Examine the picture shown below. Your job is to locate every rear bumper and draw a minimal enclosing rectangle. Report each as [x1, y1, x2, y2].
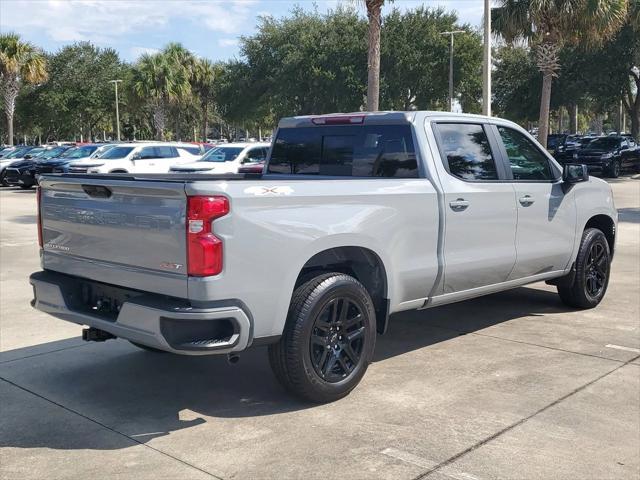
[29, 270, 253, 355]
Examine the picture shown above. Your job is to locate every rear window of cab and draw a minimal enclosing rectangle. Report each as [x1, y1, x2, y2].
[268, 125, 418, 178]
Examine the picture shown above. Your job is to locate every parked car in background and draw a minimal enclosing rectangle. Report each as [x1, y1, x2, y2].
[0, 146, 17, 158]
[2, 145, 74, 188]
[546, 134, 568, 155]
[36, 144, 100, 175]
[238, 160, 266, 173]
[68, 143, 202, 174]
[573, 135, 640, 177]
[170, 142, 270, 174]
[0, 146, 48, 187]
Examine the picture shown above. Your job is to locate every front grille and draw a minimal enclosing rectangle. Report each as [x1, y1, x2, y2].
[36, 166, 55, 174]
[52, 167, 65, 173]
[68, 167, 88, 173]
[4, 169, 20, 182]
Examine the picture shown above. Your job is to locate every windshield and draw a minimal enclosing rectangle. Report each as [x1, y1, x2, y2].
[6, 147, 32, 159]
[99, 146, 135, 160]
[60, 146, 99, 159]
[91, 145, 116, 158]
[24, 148, 45, 158]
[199, 146, 244, 163]
[586, 138, 620, 149]
[38, 147, 69, 160]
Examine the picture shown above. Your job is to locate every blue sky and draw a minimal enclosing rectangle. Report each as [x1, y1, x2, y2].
[0, 1, 487, 62]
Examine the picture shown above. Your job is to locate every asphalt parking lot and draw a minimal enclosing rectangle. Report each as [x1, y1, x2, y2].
[1, 177, 638, 480]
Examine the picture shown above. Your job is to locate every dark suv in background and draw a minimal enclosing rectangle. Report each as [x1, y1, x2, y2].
[573, 136, 640, 177]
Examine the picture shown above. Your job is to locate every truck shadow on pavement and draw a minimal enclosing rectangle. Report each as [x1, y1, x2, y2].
[0, 286, 572, 451]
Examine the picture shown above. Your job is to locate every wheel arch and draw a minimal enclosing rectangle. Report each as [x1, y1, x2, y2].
[584, 214, 616, 256]
[295, 246, 390, 335]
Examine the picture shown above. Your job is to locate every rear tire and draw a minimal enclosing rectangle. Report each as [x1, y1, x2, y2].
[0, 171, 8, 187]
[129, 341, 167, 353]
[268, 272, 376, 403]
[19, 184, 33, 190]
[557, 228, 611, 309]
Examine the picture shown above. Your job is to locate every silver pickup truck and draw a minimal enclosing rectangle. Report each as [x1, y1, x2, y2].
[31, 112, 617, 402]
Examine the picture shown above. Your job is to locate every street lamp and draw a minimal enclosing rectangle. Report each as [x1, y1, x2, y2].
[440, 30, 465, 112]
[109, 79, 122, 141]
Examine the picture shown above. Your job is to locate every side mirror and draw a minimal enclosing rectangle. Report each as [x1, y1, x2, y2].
[24, 154, 32, 159]
[563, 163, 589, 184]
[131, 153, 141, 161]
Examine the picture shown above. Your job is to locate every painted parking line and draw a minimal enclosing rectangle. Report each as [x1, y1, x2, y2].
[381, 448, 481, 480]
[605, 344, 640, 354]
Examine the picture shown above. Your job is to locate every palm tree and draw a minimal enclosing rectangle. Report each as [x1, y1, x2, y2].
[493, 0, 628, 148]
[132, 51, 190, 140]
[363, 0, 386, 111]
[191, 58, 219, 142]
[162, 43, 195, 140]
[0, 33, 47, 145]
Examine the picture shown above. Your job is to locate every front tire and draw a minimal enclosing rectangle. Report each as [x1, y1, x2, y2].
[557, 228, 611, 309]
[608, 160, 621, 178]
[269, 272, 376, 403]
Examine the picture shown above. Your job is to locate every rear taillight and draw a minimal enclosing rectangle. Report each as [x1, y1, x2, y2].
[36, 186, 43, 248]
[186, 195, 229, 276]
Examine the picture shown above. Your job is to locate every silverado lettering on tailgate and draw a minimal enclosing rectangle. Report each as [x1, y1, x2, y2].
[43, 205, 173, 230]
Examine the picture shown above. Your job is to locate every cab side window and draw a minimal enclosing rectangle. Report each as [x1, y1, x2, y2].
[139, 147, 157, 159]
[156, 146, 177, 158]
[245, 147, 267, 163]
[435, 123, 498, 181]
[497, 127, 555, 181]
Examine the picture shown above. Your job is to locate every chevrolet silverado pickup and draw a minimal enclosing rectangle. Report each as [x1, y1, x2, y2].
[30, 112, 617, 403]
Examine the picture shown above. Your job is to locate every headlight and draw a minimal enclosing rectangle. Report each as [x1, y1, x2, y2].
[601, 153, 613, 160]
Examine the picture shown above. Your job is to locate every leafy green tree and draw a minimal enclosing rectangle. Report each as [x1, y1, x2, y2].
[493, 46, 540, 123]
[381, 7, 482, 112]
[240, 7, 367, 118]
[162, 43, 196, 139]
[132, 49, 190, 140]
[493, 0, 629, 147]
[31, 43, 127, 140]
[191, 58, 220, 141]
[0, 33, 47, 145]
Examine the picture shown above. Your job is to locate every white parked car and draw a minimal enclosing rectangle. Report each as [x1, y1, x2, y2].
[169, 143, 270, 174]
[67, 143, 203, 174]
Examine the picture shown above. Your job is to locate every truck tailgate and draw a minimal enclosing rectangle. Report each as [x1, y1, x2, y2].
[39, 176, 189, 297]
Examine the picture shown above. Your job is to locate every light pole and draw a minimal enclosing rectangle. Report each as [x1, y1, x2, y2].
[109, 79, 122, 141]
[440, 30, 465, 112]
[482, 0, 492, 116]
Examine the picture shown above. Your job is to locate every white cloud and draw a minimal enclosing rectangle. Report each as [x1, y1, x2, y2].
[218, 38, 239, 48]
[129, 46, 161, 60]
[0, 0, 258, 45]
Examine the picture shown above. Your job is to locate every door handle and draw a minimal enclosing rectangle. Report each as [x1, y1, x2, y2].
[519, 195, 535, 206]
[449, 198, 469, 212]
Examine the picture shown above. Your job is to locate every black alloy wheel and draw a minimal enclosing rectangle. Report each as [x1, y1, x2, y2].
[309, 297, 366, 383]
[557, 228, 611, 309]
[584, 241, 608, 300]
[269, 272, 376, 403]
